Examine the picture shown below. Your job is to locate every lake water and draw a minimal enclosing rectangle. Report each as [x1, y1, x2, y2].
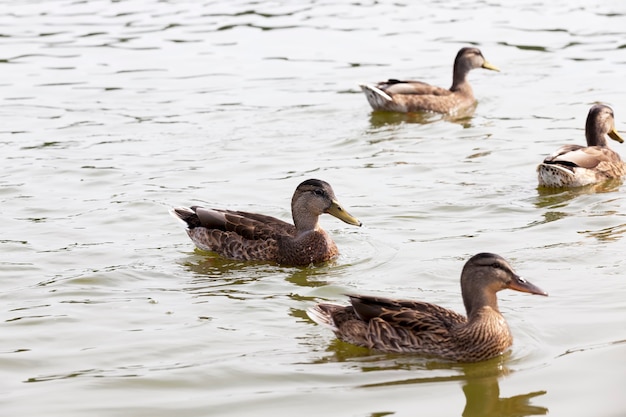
[2, 1, 625, 416]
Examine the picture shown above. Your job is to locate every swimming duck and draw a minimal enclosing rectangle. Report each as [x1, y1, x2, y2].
[359, 47, 499, 114]
[170, 179, 362, 266]
[537, 104, 625, 187]
[307, 253, 547, 362]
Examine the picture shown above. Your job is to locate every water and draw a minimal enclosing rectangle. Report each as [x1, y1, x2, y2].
[2, 1, 626, 416]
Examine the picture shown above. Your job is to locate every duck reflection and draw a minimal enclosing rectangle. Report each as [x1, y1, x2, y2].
[283, 264, 336, 288]
[535, 178, 623, 208]
[176, 251, 287, 297]
[461, 364, 547, 417]
[309, 339, 547, 417]
[533, 179, 624, 227]
[177, 250, 274, 277]
[580, 222, 626, 242]
[366, 104, 476, 129]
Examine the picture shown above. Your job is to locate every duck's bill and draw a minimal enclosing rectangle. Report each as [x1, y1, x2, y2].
[508, 275, 548, 296]
[482, 61, 500, 72]
[327, 200, 362, 227]
[608, 128, 624, 143]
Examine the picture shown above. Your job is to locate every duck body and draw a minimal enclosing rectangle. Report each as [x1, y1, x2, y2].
[171, 179, 361, 266]
[359, 47, 499, 114]
[308, 253, 548, 362]
[538, 104, 625, 187]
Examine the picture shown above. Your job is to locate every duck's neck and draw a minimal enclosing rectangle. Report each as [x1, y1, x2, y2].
[450, 63, 471, 92]
[463, 288, 500, 321]
[291, 204, 320, 235]
[585, 118, 608, 147]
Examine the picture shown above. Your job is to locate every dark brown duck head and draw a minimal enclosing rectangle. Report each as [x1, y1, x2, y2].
[291, 179, 362, 233]
[451, 47, 499, 91]
[460, 253, 547, 319]
[585, 104, 624, 147]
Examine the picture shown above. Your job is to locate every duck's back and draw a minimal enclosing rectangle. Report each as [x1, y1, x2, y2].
[378, 79, 452, 96]
[538, 145, 626, 187]
[313, 295, 467, 355]
[360, 79, 471, 114]
[194, 208, 295, 239]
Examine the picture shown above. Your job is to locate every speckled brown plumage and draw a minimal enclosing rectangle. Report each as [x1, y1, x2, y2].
[170, 179, 361, 266]
[359, 47, 499, 114]
[537, 104, 625, 187]
[308, 253, 548, 363]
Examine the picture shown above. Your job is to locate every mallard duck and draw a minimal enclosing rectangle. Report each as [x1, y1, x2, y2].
[359, 47, 499, 114]
[170, 179, 362, 266]
[537, 104, 625, 187]
[307, 253, 548, 362]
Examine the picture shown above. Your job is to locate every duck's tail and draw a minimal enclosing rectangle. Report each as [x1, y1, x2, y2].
[169, 207, 196, 229]
[536, 163, 578, 187]
[359, 83, 393, 101]
[307, 304, 338, 331]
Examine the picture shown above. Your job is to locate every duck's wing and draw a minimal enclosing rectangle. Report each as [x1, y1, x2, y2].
[308, 295, 467, 354]
[349, 295, 466, 332]
[172, 206, 295, 240]
[323, 295, 466, 353]
[378, 79, 452, 97]
[360, 79, 465, 114]
[220, 210, 296, 237]
[544, 145, 623, 170]
[186, 227, 280, 261]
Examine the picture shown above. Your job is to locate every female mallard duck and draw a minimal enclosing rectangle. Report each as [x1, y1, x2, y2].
[537, 104, 625, 187]
[170, 179, 362, 266]
[359, 47, 499, 114]
[307, 253, 548, 362]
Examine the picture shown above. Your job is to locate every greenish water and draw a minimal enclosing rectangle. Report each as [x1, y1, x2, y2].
[2, 1, 625, 416]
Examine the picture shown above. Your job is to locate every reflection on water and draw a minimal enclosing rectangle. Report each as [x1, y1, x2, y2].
[459, 364, 548, 417]
[580, 222, 626, 242]
[532, 179, 625, 228]
[461, 370, 547, 417]
[178, 250, 277, 278]
[180, 249, 353, 290]
[311, 338, 387, 364]
[178, 251, 286, 298]
[366, 103, 476, 128]
[285, 268, 330, 288]
[535, 178, 624, 209]
[283, 260, 359, 288]
[310, 339, 547, 417]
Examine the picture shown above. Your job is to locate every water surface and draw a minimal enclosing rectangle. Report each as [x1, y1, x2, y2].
[2, 1, 625, 416]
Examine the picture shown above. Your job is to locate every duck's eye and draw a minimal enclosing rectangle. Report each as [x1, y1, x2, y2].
[491, 263, 514, 275]
[313, 189, 325, 196]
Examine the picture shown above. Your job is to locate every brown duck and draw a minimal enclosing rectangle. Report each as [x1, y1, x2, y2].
[307, 253, 548, 362]
[359, 47, 499, 114]
[537, 104, 625, 187]
[170, 179, 362, 266]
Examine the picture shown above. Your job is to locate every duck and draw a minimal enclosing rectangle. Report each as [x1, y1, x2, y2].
[537, 104, 625, 187]
[307, 253, 548, 363]
[170, 179, 362, 266]
[359, 47, 499, 114]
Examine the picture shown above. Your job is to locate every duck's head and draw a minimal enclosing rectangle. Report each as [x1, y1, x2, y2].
[460, 253, 547, 316]
[292, 179, 362, 230]
[586, 104, 624, 146]
[454, 47, 500, 74]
